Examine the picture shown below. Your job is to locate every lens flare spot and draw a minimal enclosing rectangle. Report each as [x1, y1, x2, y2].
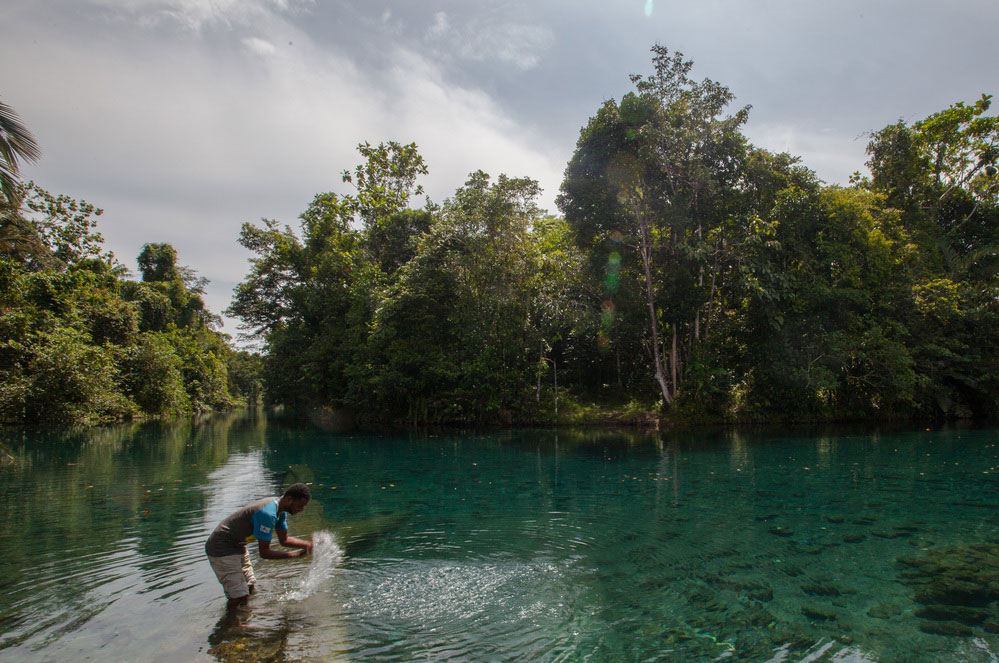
[644, 0, 654, 17]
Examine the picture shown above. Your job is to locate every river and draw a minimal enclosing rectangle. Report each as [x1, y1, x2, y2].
[1, 412, 997, 662]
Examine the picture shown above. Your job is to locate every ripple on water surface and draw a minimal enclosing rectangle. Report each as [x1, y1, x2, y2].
[3, 419, 999, 662]
[334, 554, 591, 661]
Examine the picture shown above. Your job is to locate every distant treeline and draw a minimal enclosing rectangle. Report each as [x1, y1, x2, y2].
[2, 45, 997, 426]
[0, 182, 262, 423]
[229, 46, 999, 425]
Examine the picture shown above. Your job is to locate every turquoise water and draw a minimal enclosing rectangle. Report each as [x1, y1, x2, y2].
[1, 413, 998, 662]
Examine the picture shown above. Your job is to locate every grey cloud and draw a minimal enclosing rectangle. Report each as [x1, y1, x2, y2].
[3, 0, 996, 338]
[84, 0, 311, 30]
[424, 11, 555, 71]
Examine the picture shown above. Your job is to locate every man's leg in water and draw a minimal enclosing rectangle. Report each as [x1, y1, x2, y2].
[208, 553, 252, 609]
[241, 548, 256, 596]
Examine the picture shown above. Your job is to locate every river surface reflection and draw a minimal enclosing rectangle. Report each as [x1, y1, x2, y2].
[1, 413, 998, 662]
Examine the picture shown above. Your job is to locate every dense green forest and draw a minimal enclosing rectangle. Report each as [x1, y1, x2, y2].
[0, 100, 261, 423]
[3, 46, 998, 426]
[0, 180, 263, 422]
[229, 47, 999, 425]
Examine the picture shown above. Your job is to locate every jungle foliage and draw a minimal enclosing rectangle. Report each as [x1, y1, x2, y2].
[232, 46, 999, 424]
[3, 44, 997, 426]
[0, 182, 247, 424]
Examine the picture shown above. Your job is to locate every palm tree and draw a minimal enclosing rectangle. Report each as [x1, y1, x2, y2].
[0, 98, 41, 204]
[0, 99, 52, 267]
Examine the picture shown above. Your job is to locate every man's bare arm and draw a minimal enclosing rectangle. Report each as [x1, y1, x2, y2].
[277, 529, 313, 554]
[258, 537, 307, 559]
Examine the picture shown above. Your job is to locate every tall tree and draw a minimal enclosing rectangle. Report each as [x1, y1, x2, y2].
[865, 95, 999, 417]
[137, 243, 181, 282]
[228, 142, 428, 410]
[559, 45, 749, 408]
[363, 171, 547, 422]
[867, 94, 999, 277]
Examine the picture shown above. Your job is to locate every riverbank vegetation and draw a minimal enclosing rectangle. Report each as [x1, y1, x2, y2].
[3, 46, 997, 426]
[0, 169, 259, 422]
[0, 185, 251, 422]
[230, 47, 998, 425]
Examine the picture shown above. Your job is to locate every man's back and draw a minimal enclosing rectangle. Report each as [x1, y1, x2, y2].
[205, 496, 279, 557]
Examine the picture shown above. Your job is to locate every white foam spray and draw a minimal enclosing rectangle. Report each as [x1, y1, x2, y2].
[287, 530, 342, 601]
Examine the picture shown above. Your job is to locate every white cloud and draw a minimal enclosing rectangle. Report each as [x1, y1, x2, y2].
[242, 37, 277, 57]
[86, 0, 309, 30]
[472, 22, 553, 71]
[384, 48, 563, 208]
[2, 1, 563, 335]
[427, 11, 450, 39]
[425, 14, 554, 71]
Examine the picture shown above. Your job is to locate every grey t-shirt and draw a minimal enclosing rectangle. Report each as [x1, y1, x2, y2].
[205, 496, 285, 557]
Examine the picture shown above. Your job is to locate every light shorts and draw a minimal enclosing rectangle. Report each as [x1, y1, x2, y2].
[207, 549, 257, 599]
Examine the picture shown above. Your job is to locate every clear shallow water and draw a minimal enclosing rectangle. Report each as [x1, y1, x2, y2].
[1, 414, 998, 662]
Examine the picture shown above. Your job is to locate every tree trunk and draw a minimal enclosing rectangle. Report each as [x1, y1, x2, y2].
[636, 208, 672, 405]
[536, 341, 543, 402]
[694, 217, 703, 341]
[671, 324, 678, 401]
[553, 355, 558, 417]
[616, 347, 623, 390]
[702, 243, 720, 343]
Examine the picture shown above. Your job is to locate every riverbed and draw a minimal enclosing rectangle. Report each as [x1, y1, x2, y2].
[1, 413, 997, 661]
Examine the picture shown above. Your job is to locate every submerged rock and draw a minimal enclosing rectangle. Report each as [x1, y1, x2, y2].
[867, 601, 906, 619]
[801, 605, 837, 621]
[779, 562, 803, 578]
[914, 580, 990, 607]
[894, 524, 921, 533]
[801, 581, 842, 597]
[917, 620, 974, 637]
[896, 542, 999, 636]
[915, 604, 989, 624]
[872, 530, 908, 539]
[789, 542, 824, 555]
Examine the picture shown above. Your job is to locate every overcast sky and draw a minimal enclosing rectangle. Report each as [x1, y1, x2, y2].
[2, 0, 996, 337]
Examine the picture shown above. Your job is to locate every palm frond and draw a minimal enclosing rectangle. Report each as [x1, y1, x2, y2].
[0, 99, 41, 202]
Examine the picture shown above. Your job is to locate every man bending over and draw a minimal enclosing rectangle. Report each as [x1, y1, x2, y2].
[205, 482, 313, 607]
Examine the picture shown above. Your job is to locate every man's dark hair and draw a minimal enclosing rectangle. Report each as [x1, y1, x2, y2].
[284, 482, 311, 500]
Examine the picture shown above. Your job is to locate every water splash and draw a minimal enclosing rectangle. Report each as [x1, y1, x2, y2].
[286, 530, 342, 601]
[343, 557, 580, 633]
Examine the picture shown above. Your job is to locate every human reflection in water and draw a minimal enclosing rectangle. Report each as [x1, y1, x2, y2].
[207, 605, 291, 663]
